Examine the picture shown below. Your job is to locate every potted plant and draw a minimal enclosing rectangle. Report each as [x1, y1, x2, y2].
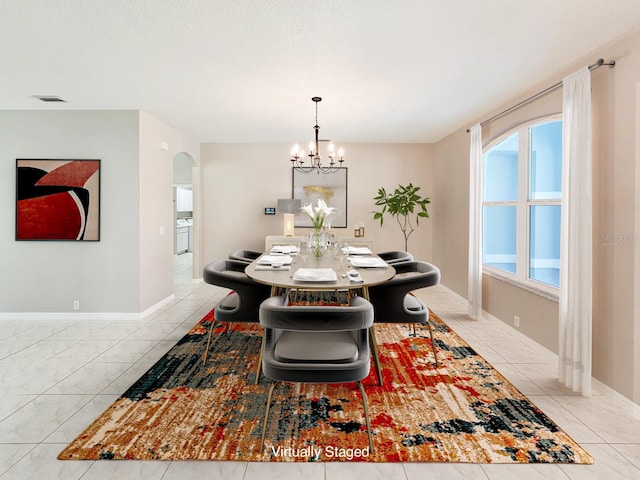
[372, 183, 431, 251]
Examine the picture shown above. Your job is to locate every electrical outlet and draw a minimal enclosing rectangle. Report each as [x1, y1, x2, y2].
[514, 315, 520, 327]
[73, 300, 80, 310]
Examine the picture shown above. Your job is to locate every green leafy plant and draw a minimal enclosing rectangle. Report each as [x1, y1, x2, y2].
[373, 183, 431, 251]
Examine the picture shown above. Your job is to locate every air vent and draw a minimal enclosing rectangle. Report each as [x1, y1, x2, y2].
[32, 95, 67, 103]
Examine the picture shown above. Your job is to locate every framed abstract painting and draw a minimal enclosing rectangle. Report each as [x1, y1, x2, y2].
[15, 159, 101, 241]
[292, 167, 347, 228]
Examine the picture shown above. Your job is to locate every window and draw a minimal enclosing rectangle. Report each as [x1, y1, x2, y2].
[482, 118, 562, 292]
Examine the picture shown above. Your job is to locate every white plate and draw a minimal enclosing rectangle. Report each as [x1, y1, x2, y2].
[347, 246, 373, 255]
[349, 257, 387, 268]
[270, 245, 299, 254]
[292, 268, 338, 282]
[258, 255, 293, 265]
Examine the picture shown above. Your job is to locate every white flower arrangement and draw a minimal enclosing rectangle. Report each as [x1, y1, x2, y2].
[301, 199, 335, 230]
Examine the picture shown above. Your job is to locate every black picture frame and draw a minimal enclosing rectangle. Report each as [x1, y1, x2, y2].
[15, 158, 101, 241]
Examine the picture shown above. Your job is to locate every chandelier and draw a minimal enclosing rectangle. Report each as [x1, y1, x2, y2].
[290, 97, 345, 174]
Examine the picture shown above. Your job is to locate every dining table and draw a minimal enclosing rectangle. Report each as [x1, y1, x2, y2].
[244, 244, 396, 300]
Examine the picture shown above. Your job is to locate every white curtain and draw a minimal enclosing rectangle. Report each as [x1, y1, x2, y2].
[468, 124, 483, 320]
[559, 67, 592, 396]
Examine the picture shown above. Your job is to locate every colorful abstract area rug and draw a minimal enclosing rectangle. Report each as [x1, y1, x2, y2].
[58, 310, 593, 463]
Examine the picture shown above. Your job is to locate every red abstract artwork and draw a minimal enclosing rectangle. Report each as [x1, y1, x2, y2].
[16, 159, 101, 241]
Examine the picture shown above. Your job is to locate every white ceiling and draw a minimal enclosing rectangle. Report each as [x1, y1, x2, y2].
[2, 0, 640, 143]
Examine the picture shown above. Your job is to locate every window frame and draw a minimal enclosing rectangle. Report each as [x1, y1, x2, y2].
[482, 114, 562, 300]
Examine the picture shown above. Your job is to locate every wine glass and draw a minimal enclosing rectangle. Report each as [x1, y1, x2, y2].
[297, 237, 310, 265]
[337, 241, 349, 274]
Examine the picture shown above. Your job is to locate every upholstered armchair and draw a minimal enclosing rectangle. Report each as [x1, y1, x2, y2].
[258, 294, 375, 452]
[367, 261, 441, 383]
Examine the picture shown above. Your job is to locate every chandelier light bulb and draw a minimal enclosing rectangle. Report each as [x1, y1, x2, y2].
[291, 144, 300, 156]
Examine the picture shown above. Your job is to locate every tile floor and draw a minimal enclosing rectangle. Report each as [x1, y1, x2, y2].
[1, 254, 639, 479]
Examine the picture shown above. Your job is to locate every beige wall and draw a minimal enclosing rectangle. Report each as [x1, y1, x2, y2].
[433, 29, 640, 403]
[198, 143, 434, 272]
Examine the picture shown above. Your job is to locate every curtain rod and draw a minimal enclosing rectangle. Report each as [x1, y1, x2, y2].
[466, 58, 615, 132]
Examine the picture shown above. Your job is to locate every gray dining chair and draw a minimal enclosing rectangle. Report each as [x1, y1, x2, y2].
[202, 259, 272, 366]
[376, 250, 414, 265]
[258, 294, 375, 453]
[367, 261, 441, 383]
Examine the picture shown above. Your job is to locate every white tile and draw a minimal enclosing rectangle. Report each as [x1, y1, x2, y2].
[2, 339, 78, 362]
[0, 394, 92, 443]
[78, 459, 169, 480]
[611, 443, 640, 469]
[0, 336, 38, 359]
[0, 444, 92, 480]
[49, 339, 118, 363]
[45, 362, 133, 395]
[151, 309, 197, 324]
[126, 322, 184, 341]
[0, 360, 84, 394]
[0, 444, 36, 477]
[136, 341, 177, 364]
[554, 395, 640, 443]
[403, 462, 488, 480]
[325, 462, 407, 480]
[86, 323, 143, 341]
[0, 394, 37, 421]
[162, 460, 247, 479]
[164, 323, 197, 341]
[559, 443, 640, 480]
[45, 394, 119, 443]
[486, 341, 554, 364]
[481, 463, 571, 479]
[171, 298, 205, 311]
[47, 321, 111, 341]
[93, 340, 158, 363]
[244, 462, 325, 480]
[492, 364, 547, 396]
[468, 340, 509, 365]
[100, 362, 155, 395]
[531, 396, 604, 444]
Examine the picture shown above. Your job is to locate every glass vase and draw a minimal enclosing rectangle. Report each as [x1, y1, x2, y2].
[311, 229, 327, 257]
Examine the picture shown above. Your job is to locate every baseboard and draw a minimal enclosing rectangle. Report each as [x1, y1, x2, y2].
[0, 294, 176, 321]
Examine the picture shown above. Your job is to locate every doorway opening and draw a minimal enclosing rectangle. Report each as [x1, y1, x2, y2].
[173, 152, 196, 284]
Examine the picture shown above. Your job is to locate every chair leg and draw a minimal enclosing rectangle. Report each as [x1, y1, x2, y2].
[425, 319, 439, 368]
[254, 333, 265, 385]
[202, 321, 232, 365]
[356, 381, 374, 453]
[260, 382, 277, 451]
[369, 327, 383, 386]
[202, 320, 215, 365]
